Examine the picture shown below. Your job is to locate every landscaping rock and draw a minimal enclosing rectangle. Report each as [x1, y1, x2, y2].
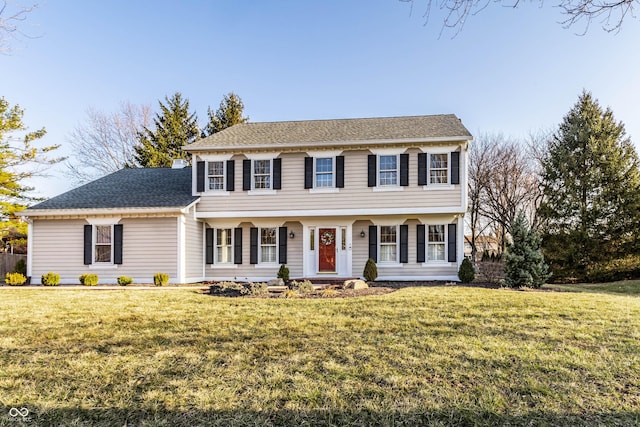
[343, 279, 368, 290]
[268, 278, 284, 287]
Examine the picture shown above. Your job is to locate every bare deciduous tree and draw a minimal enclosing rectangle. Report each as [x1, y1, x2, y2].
[400, 0, 637, 34]
[0, 1, 38, 53]
[66, 102, 152, 184]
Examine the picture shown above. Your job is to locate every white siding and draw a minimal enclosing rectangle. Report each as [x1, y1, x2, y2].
[184, 208, 204, 282]
[30, 217, 179, 285]
[196, 149, 463, 215]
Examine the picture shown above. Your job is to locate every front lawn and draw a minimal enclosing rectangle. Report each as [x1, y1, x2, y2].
[544, 279, 640, 296]
[1, 287, 639, 426]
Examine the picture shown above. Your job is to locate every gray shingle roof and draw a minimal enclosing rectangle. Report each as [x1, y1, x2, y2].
[27, 167, 198, 211]
[187, 114, 471, 150]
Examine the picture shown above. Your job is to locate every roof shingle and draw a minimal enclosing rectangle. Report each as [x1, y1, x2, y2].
[27, 167, 197, 211]
[187, 114, 471, 150]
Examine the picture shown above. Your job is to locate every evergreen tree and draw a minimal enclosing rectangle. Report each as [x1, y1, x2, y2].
[202, 92, 248, 137]
[538, 91, 640, 279]
[504, 212, 551, 288]
[133, 92, 199, 167]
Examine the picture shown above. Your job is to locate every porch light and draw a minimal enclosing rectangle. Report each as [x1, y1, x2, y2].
[289, 231, 295, 239]
[360, 230, 366, 238]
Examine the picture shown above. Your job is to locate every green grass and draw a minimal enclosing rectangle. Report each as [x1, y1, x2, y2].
[1, 287, 639, 426]
[544, 279, 640, 296]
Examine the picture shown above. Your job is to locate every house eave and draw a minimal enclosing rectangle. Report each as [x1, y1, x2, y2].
[18, 204, 199, 219]
[196, 206, 467, 219]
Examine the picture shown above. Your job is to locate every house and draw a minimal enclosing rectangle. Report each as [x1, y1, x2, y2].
[21, 114, 472, 284]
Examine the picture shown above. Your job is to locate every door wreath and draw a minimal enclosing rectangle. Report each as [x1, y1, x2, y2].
[320, 230, 335, 246]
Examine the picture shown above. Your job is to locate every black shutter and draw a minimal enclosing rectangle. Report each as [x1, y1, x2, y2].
[400, 153, 409, 186]
[368, 225, 377, 262]
[451, 152, 460, 185]
[205, 228, 214, 265]
[448, 223, 457, 262]
[336, 155, 345, 188]
[273, 158, 282, 190]
[417, 224, 426, 263]
[250, 227, 258, 264]
[400, 224, 408, 263]
[113, 224, 123, 265]
[234, 227, 242, 264]
[304, 157, 313, 189]
[278, 227, 288, 264]
[226, 160, 235, 191]
[367, 154, 376, 187]
[418, 153, 427, 186]
[84, 224, 92, 265]
[196, 161, 205, 192]
[243, 159, 251, 191]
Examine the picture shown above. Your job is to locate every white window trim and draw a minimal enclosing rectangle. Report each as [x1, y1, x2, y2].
[314, 157, 335, 189]
[423, 224, 448, 265]
[377, 154, 399, 187]
[205, 160, 229, 194]
[250, 159, 274, 192]
[423, 151, 454, 190]
[258, 226, 278, 265]
[214, 228, 234, 266]
[378, 225, 400, 266]
[93, 224, 114, 265]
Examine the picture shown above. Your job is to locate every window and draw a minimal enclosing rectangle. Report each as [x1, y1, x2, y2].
[95, 225, 112, 263]
[253, 160, 272, 189]
[341, 227, 347, 251]
[315, 158, 334, 188]
[428, 225, 446, 261]
[430, 154, 448, 184]
[379, 155, 398, 186]
[216, 228, 233, 263]
[379, 225, 397, 262]
[208, 161, 225, 190]
[260, 227, 277, 263]
[310, 227, 315, 251]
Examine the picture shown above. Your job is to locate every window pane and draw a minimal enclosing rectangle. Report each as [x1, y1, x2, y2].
[310, 228, 315, 251]
[316, 158, 333, 173]
[379, 171, 397, 186]
[217, 246, 233, 263]
[379, 155, 398, 186]
[254, 175, 270, 189]
[430, 170, 447, 184]
[217, 229, 232, 245]
[261, 246, 276, 263]
[430, 154, 448, 169]
[254, 160, 270, 175]
[380, 226, 397, 243]
[380, 245, 397, 262]
[208, 161, 224, 176]
[428, 225, 445, 242]
[379, 155, 397, 171]
[428, 244, 445, 261]
[209, 177, 224, 190]
[95, 245, 111, 263]
[316, 173, 332, 187]
[96, 226, 111, 244]
[261, 228, 276, 244]
[429, 154, 448, 184]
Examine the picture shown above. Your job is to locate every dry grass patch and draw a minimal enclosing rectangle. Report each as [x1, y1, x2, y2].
[0, 287, 639, 426]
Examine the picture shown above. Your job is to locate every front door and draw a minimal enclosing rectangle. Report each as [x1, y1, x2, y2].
[318, 228, 337, 272]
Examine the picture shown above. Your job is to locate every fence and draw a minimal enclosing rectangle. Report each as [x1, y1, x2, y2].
[0, 253, 27, 278]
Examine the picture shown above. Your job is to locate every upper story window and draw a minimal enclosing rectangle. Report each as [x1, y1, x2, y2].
[379, 155, 398, 186]
[95, 225, 112, 263]
[379, 225, 398, 263]
[208, 161, 225, 190]
[260, 227, 277, 263]
[253, 160, 272, 189]
[428, 225, 446, 261]
[315, 158, 334, 188]
[429, 154, 448, 184]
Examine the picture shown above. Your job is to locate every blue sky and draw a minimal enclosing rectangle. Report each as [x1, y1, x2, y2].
[3, 0, 639, 199]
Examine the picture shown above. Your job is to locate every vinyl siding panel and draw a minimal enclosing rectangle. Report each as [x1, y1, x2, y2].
[30, 217, 179, 284]
[184, 208, 204, 281]
[196, 149, 462, 214]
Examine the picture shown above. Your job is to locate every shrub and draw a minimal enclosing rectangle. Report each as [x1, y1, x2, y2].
[79, 273, 99, 286]
[41, 272, 60, 286]
[279, 289, 299, 299]
[5, 272, 27, 286]
[117, 275, 134, 286]
[288, 279, 314, 294]
[153, 273, 170, 287]
[14, 259, 26, 275]
[242, 282, 268, 296]
[504, 212, 551, 289]
[458, 258, 475, 283]
[363, 258, 378, 282]
[277, 264, 290, 282]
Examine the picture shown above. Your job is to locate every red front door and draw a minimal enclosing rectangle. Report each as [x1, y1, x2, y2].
[318, 228, 337, 272]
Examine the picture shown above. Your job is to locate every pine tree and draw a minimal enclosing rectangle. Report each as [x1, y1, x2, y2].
[504, 212, 551, 288]
[538, 91, 640, 279]
[202, 92, 248, 137]
[132, 92, 199, 167]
